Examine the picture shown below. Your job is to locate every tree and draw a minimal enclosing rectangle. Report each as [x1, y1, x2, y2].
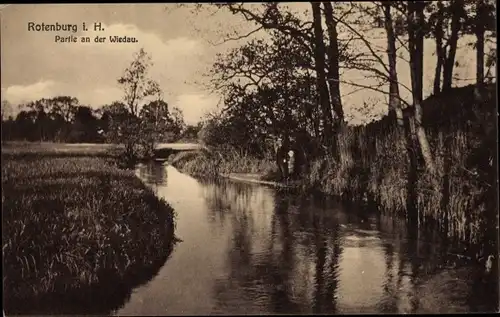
[139, 98, 172, 156]
[68, 106, 101, 143]
[323, 2, 344, 124]
[22, 99, 54, 141]
[407, 1, 436, 174]
[328, 2, 413, 129]
[181, 123, 203, 142]
[461, 0, 496, 94]
[382, 2, 404, 123]
[442, 0, 465, 92]
[208, 25, 327, 158]
[1, 96, 111, 143]
[311, 2, 334, 144]
[50, 96, 79, 123]
[118, 48, 160, 117]
[426, 0, 446, 95]
[2, 100, 15, 141]
[47, 96, 79, 141]
[169, 107, 186, 140]
[109, 48, 162, 161]
[17, 96, 82, 142]
[344, 2, 436, 173]
[104, 101, 142, 160]
[196, 3, 353, 150]
[475, 0, 485, 87]
[13, 110, 37, 141]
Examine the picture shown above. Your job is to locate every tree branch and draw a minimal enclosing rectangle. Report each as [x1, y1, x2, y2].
[212, 25, 264, 46]
[331, 78, 412, 108]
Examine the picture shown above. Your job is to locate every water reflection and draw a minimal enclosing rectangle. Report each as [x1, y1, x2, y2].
[136, 161, 169, 188]
[118, 162, 498, 315]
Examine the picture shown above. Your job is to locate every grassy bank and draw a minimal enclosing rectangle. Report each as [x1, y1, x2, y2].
[1, 141, 121, 157]
[170, 84, 497, 251]
[170, 147, 275, 178]
[2, 147, 177, 314]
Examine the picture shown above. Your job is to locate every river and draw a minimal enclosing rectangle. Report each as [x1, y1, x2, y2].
[112, 161, 497, 315]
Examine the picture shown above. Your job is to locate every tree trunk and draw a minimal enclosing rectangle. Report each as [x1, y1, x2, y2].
[476, 28, 485, 85]
[322, 1, 344, 125]
[311, 2, 333, 146]
[408, 1, 437, 175]
[475, 0, 485, 98]
[382, 2, 403, 125]
[433, 0, 445, 95]
[433, 51, 444, 95]
[442, 0, 463, 91]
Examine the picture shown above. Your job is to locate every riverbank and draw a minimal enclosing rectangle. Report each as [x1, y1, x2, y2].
[170, 84, 498, 254]
[2, 146, 177, 314]
[169, 148, 275, 179]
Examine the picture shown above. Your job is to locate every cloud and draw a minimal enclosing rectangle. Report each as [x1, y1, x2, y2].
[2, 20, 212, 120]
[70, 24, 209, 106]
[65, 23, 205, 83]
[46, 24, 205, 97]
[3, 80, 222, 126]
[173, 93, 220, 125]
[70, 23, 203, 58]
[2, 81, 58, 106]
[3, 19, 207, 95]
[2, 80, 123, 111]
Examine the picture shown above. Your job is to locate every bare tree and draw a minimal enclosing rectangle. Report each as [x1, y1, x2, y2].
[407, 1, 436, 174]
[460, 0, 496, 93]
[331, 2, 411, 122]
[475, 0, 486, 87]
[429, 0, 446, 95]
[442, 0, 464, 91]
[323, 2, 344, 124]
[382, 2, 404, 124]
[311, 2, 334, 143]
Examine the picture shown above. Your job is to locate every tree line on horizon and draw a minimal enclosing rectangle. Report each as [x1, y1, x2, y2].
[1, 47, 206, 155]
[1, 96, 197, 145]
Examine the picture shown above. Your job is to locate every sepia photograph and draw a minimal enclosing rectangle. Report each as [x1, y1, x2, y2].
[1, 2, 498, 315]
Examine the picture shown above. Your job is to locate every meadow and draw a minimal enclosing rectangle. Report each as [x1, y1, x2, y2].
[2, 144, 177, 314]
[170, 84, 498, 254]
[0, 142, 123, 163]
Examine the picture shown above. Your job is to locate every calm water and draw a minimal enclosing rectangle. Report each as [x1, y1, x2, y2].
[113, 161, 497, 315]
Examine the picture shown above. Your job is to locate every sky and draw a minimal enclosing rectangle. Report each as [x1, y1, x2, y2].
[1, 4, 495, 125]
